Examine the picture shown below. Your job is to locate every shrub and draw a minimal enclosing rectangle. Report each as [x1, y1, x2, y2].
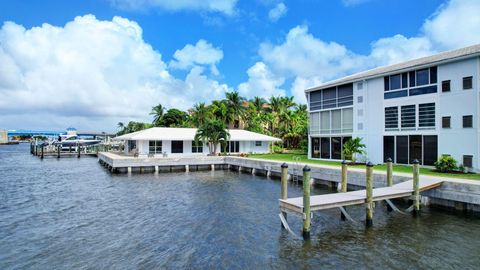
[434, 155, 458, 172]
[272, 144, 284, 154]
[458, 164, 466, 173]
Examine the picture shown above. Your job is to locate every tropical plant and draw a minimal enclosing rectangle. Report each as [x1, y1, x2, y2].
[190, 102, 211, 127]
[194, 120, 230, 155]
[434, 155, 458, 172]
[342, 137, 366, 164]
[150, 104, 166, 126]
[159, 108, 189, 127]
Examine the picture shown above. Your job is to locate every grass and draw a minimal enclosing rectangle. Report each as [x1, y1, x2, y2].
[249, 153, 480, 180]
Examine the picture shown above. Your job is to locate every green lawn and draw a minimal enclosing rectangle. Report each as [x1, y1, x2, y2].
[249, 153, 480, 180]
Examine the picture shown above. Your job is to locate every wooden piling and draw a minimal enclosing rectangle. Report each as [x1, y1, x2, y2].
[340, 160, 348, 221]
[412, 159, 420, 216]
[57, 145, 61, 158]
[386, 158, 393, 212]
[280, 163, 288, 228]
[366, 162, 374, 227]
[302, 165, 311, 240]
[41, 145, 44, 159]
[77, 143, 81, 158]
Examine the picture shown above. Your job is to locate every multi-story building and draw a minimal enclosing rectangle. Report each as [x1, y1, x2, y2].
[305, 44, 480, 171]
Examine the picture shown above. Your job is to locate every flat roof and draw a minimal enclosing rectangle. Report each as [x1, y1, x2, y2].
[306, 43, 480, 92]
[114, 127, 282, 142]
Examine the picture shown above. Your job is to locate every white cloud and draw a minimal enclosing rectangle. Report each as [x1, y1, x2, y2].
[341, 0, 372, 7]
[170, 39, 223, 76]
[423, 0, 480, 50]
[110, 0, 238, 15]
[268, 3, 287, 22]
[237, 62, 285, 98]
[0, 15, 228, 130]
[369, 35, 434, 66]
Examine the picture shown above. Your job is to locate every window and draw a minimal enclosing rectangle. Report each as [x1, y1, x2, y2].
[416, 69, 429, 86]
[463, 76, 473, 90]
[309, 91, 322, 111]
[409, 135, 422, 164]
[401, 105, 416, 129]
[322, 87, 337, 109]
[331, 137, 342, 159]
[463, 155, 473, 168]
[311, 138, 320, 158]
[128, 140, 137, 152]
[318, 108, 353, 134]
[357, 82, 363, 90]
[255, 141, 262, 147]
[390, 74, 401, 90]
[384, 77, 390, 91]
[310, 112, 320, 134]
[342, 108, 353, 132]
[338, 84, 354, 107]
[385, 107, 399, 130]
[192, 141, 203, 153]
[442, 80, 451, 92]
[149, 140, 162, 154]
[309, 84, 353, 110]
[331, 110, 341, 133]
[357, 96, 363, 103]
[171, 141, 183, 153]
[442, 116, 451, 128]
[430, 66, 437, 83]
[463, 115, 473, 128]
[423, 136, 438, 166]
[383, 136, 395, 162]
[402, 72, 408, 88]
[320, 111, 330, 134]
[396, 136, 409, 164]
[418, 103, 435, 128]
[320, 137, 330, 159]
[409, 71, 416, 87]
[229, 141, 240, 153]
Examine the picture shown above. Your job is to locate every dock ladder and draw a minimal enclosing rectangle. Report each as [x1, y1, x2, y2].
[291, 156, 301, 183]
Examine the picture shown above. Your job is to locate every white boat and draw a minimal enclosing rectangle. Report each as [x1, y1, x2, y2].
[53, 135, 101, 146]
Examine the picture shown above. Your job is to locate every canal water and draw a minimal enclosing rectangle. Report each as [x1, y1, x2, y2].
[1, 144, 479, 269]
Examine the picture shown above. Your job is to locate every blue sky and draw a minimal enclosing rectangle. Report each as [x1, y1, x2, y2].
[0, 0, 479, 131]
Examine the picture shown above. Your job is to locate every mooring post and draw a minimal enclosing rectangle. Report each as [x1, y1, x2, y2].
[57, 145, 61, 158]
[340, 160, 348, 220]
[280, 163, 288, 228]
[386, 158, 393, 212]
[366, 162, 374, 227]
[412, 159, 420, 216]
[41, 145, 44, 159]
[302, 165, 311, 240]
[77, 143, 81, 158]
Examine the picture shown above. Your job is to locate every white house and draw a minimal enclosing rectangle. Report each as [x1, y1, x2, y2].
[305, 44, 480, 171]
[114, 127, 281, 157]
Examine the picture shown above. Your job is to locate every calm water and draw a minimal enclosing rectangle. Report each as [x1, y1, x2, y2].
[1, 144, 479, 269]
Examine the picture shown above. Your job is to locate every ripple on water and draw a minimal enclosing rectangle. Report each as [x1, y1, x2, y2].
[1, 143, 480, 269]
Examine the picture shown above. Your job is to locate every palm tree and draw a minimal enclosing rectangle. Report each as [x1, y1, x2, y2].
[225, 91, 246, 127]
[117, 122, 125, 135]
[342, 137, 366, 164]
[190, 102, 211, 127]
[150, 104, 165, 126]
[251, 96, 266, 112]
[194, 120, 230, 155]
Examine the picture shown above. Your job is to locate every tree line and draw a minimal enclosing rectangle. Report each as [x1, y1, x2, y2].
[116, 91, 308, 150]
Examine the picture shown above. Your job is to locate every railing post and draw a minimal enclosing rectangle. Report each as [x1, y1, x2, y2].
[280, 163, 288, 228]
[412, 159, 420, 216]
[366, 162, 374, 227]
[302, 165, 311, 240]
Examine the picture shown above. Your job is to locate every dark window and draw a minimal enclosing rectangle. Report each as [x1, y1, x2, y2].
[402, 72, 408, 88]
[255, 141, 262, 147]
[409, 85, 437, 96]
[416, 69, 429, 86]
[463, 155, 473, 168]
[419, 103, 435, 128]
[430, 66, 437, 84]
[409, 135, 422, 164]
[149, 140, 162, 154]
[384, 136, 395, 163]
[228, 141, 240, 153]
[384, 76, 390, 91]
[384, 90, 408, 99]
[331, 137, 342, 159]
[337, 83, 353, 107]
[442, 80, 451, 92]
[192, 141, 203, 153]
[401, 105, 416, 129]
[390, 74, 401, 90]
[322, 87, 337, 109]
[171, 141, 183, 153]
[396, 136, 409, 164]
[409, 71, 416, 87]
[463, 76, 473, 90]
[321, 137, 330, 159]
[385, 107, 399, 130]
[423, 136, 438, 166]
[442, 116, 451, 128]
[463, 115, 473, 128]
[311, 138, 320, 158]
[128, 140, 137, 152]
[309, 91, 322, 111]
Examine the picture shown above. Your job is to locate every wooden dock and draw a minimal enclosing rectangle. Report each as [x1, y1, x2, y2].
[279, 178, 444, 214]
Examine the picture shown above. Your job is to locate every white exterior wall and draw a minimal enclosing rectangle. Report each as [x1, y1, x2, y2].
[308, 55, 480, 171]
[240, 141, 270, 153]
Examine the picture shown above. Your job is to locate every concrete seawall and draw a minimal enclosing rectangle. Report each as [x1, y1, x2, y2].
[97, 152, 480, 213]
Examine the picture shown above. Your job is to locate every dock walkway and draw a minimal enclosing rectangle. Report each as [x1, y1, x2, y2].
[280, 178, 444, 214]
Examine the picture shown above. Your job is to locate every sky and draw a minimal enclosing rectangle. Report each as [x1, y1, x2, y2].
[0, 0, 480, 132]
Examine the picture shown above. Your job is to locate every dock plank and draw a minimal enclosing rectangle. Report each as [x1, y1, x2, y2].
[279, 179, 444, 213]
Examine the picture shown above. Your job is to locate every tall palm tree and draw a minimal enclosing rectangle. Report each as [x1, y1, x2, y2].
[190, 102, 211, 127]
[250, 96, 266, 112]
[150, 104, 165, 126]
[225, 91, 246, 127]
[194, 120, 230, 155]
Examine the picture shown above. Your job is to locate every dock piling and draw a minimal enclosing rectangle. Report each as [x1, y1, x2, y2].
[412, 159, 420, 216]
[41, 145, 44, 159]
[77, 143, 81, 158]
[57, 145, 61, 158]
[280, 163, 288, 228]
[366, 162, 374, 227]
[340, 160, 348, 220]
[302, 165, 311, 240]
[386, 158, 393, 212]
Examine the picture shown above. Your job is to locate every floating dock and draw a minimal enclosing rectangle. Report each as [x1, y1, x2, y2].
[279, 178, 444, 214]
